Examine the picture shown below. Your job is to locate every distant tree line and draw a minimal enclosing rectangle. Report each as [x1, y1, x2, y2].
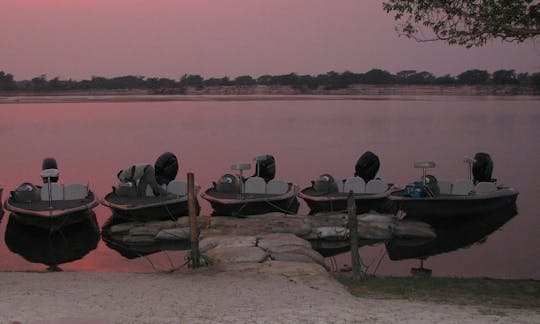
[1, 69, 540, 92]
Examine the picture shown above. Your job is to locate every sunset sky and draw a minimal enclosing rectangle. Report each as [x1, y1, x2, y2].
[1, 0, 539, 80]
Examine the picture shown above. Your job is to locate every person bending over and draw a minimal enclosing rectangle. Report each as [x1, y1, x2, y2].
[117, 163, 169, 197]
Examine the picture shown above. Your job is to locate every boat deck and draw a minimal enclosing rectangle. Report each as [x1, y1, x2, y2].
[7, 193, 97, 212]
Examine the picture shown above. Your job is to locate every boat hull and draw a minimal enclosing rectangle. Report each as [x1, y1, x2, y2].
[298, 188, 392, 215]
[201, 186, 300, 217]
[101, 192, 200, 221]
[388, 188, 519, 222]
[4, 192, 99, 230]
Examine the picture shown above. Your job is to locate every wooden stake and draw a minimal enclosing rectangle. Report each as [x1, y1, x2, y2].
[347, 190, 362, 280]
[187, 172, 200, 268]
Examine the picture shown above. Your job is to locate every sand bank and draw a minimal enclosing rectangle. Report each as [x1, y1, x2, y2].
[1, 270, 538, 323]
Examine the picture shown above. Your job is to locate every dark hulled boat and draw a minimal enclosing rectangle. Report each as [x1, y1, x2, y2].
[298, 151, 394, 214]
[388, 153, 519, 222]
[201, 155, 300, 217]
[100, 152, 200, 221]
[3, 158, 99, 230]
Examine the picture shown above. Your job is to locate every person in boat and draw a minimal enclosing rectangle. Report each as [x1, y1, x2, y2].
[117, 163, 169, 197]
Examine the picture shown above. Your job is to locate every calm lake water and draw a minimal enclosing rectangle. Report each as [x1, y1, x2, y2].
[1, 96, 539, 278]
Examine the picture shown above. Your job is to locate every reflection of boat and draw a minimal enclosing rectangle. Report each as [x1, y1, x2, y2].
[4, 211, 100, 269]
[298, 151, 394, 214]
[100, 152, 200, 221]
[201, 155, 300, 216]
[3, 158, 99, 229]
[101, 215, 190, 259]
[386, 203, 518, 260]
[388, 153, 519, 222]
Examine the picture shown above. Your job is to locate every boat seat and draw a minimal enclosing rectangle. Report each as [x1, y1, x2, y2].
[64, 184, 88, 200]
[145, 184, 167, 197]
[41, 183, 64, 201]
[438, 180, 453, 195]
[267, 179, 289, 195]
[475, 181, 497, 194]
[244, 177, 266, 194]
[365, 179, 388, 194]
[334, 177, 345, 193]
[451, 179, 474, 195]
[343, 177, 366, 194]
[167, 180, 187, 196]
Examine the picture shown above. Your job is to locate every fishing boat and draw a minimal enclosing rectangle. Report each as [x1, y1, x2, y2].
[388, 153, 519, 222]
[3, 158, 99, 229]
[201, 155, 300, 216]
[100, 152, 200, 221]
[0, 184, 4, 220]
[298, 151, 394, 214]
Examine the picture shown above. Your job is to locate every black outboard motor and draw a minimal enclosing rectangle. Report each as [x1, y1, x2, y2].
[354, 151, 380, 182]
[42, 157, 59, 183]
[155, 152, 178, 185]
[472, 152, 493, 183]
[253, 155, 276, 183]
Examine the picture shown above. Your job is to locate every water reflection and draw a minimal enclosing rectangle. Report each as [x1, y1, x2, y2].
[386, 203, 518, 261]
[4, 212, 100, 270]
[101, 214, 190, 259]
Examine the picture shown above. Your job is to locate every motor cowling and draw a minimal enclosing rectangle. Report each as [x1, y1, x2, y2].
[313, 174, 339, 194]
[472, 152, 493, 183]
[354, 151, 380, 182]
[253, 155, 276, 182]
[155, 152, 178, 185]
[41, 157, 59, 183]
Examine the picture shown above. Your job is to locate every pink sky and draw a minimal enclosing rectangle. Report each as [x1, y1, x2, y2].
[1, 0, 539, 80]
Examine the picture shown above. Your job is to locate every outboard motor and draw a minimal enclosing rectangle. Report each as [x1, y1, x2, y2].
[354, 151, 380, 182]
[155, 152, 178, 185]
[215, 174, 242, 193]
[313, 174, 339, 194]
[472, 152, 493, 183]
[42, 157, 59, 183]
[253, 155, 276, 183]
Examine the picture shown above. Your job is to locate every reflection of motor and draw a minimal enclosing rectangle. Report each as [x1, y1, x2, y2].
[354, 151, 380, 182]
[216, 174, 242, 193]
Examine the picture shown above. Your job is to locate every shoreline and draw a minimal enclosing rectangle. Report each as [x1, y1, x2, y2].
[1, 270, 538, 323]
[1, 85, 538, 104]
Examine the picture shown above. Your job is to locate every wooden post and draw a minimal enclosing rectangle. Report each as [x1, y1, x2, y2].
[347, 190, 362, 280]
[188, 172, 200, 268]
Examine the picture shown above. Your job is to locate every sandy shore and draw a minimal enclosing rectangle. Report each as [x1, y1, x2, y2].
[1, 269, 538, 324]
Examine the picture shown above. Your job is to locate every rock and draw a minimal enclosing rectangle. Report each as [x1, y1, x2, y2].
[144, 220, 177, 229]
[313, 226, 349, 239]
[199, 235, 257, 252]
[206, 246, 268, 264]
[122, 235, 156, 245]
[267, 245, 328, 269]
[358, 213, 396, 223]
[108, 222, 144, 234]
[257, 233, 312, 250]
[392, 221, 436, 239]
[259, 261, 328, 276]
[129, 226, 160, 236]
[357, 221, 392, 240]
[155, 228, 191, 241]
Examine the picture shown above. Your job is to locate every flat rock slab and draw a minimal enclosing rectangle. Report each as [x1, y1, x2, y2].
[259, 261, 328, 277]
[266, 245, 327, 268]
[199, 235, 257, 252]
[129, 226, 160, 236]
[155, 227, 191, 240]
[206, 246, 268, 264]
[257, 233, 312, 250]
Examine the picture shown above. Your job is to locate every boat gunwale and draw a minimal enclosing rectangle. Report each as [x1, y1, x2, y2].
[201, 184, 299, 204]
[4, 193, 99, 218]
